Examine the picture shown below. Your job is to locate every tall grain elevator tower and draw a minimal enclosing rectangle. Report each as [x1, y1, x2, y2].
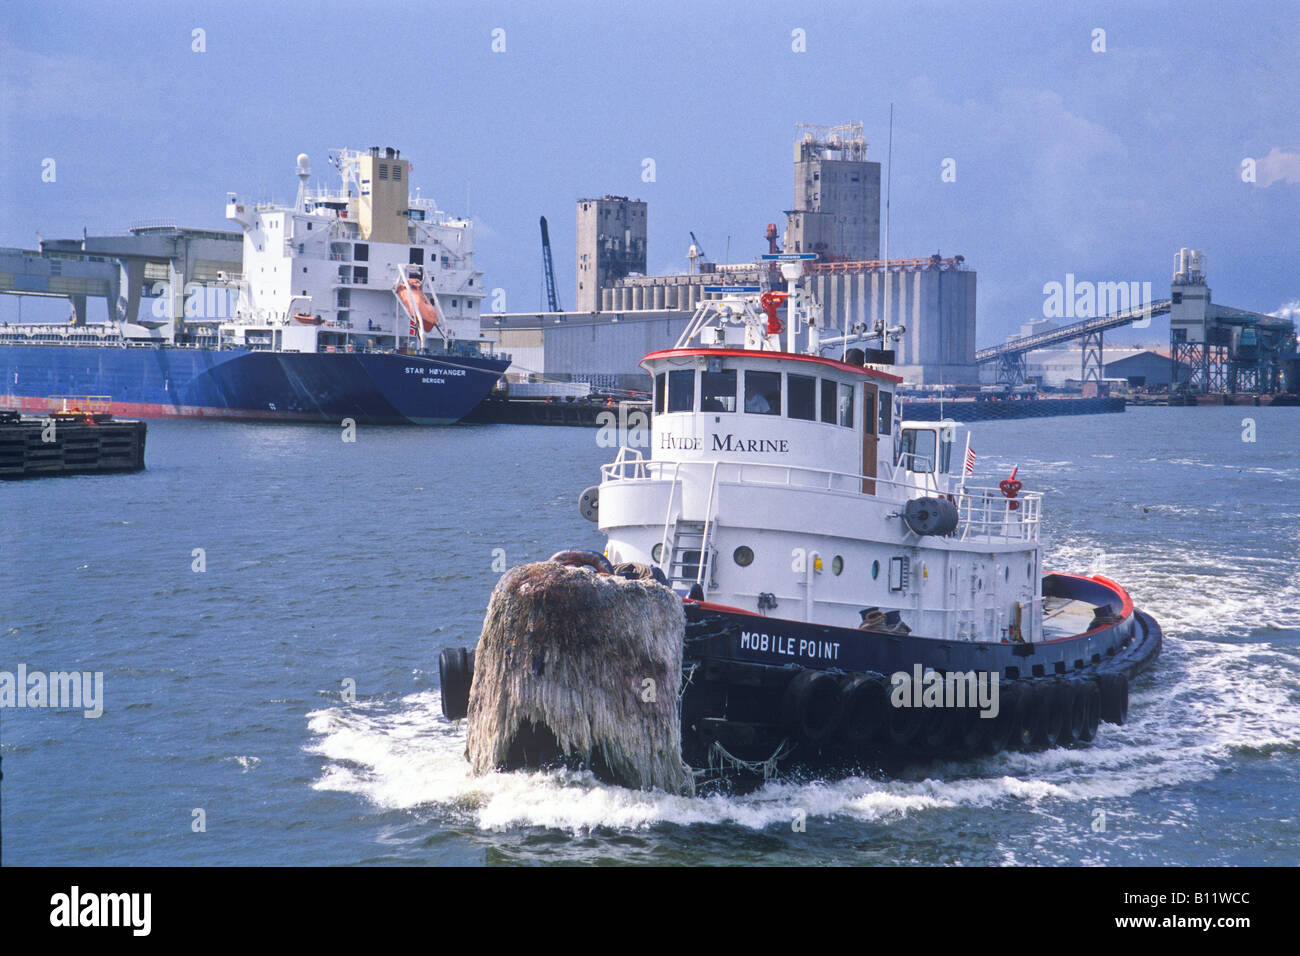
[575, 195, 647, 312]
[784, 123, 881, 262]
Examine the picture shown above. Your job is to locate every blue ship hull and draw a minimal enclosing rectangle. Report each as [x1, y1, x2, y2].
[0, 344, 509, 424]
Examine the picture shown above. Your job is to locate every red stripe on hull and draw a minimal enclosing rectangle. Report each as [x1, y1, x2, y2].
[0, 395, 451, 424]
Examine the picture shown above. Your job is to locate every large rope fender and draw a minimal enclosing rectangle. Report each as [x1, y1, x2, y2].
[465, 561, 694, 795]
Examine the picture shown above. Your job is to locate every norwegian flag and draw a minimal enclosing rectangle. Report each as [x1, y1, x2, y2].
[964, 445, 977, 476]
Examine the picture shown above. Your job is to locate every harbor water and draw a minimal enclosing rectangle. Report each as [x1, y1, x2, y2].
[2, 407, 1297, 865]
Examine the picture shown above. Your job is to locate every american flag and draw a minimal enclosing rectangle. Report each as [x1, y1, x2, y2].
[964, 446, 977, 476]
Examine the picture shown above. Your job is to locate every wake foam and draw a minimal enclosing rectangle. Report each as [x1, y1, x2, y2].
[305, 536, 1299, 834]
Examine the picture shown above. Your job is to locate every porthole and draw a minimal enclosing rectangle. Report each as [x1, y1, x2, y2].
[651, 543, 663, 563]
[733, 545, 754, 567]
[832, 555, 844, 576]
[871, 559, 880, 580]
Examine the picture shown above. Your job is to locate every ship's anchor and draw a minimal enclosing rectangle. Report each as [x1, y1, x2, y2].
[999, 466, 1022, 511]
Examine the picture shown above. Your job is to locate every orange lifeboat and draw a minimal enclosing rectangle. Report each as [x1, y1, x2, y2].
[395, 276, 439, 334]
[293, 313, 325, 325]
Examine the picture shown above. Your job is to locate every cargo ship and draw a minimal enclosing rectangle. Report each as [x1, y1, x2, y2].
[441, 256, 1161, 783]
[0, 147, 508, 424]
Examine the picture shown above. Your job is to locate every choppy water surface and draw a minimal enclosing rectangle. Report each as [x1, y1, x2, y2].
[2, 407, 1297, 865]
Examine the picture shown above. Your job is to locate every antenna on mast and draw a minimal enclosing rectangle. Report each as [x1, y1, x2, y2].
[294, 153, 311, 212]
[883, 103, 893, 355]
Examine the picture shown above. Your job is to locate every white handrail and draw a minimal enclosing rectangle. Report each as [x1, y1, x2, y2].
[655, 460, 683, 576]
[696, 459, 721, 589]
[602, 455, 1042, 543]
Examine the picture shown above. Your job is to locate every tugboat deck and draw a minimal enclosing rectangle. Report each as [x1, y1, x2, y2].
[1041, 597, 1105, 641]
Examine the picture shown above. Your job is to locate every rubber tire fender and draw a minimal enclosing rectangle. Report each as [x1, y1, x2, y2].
[439, 646, 476, 720]
[981, 680, 1021, 755]
[885, 696, 925, 751]
[781, 670, 843, 744]
[1098, 671, 1129, 725]
[954, 705, 991, 755]
[917, 705, 958, 754]
[838, 673, 890, 749]
[1031, 679, 1065, 749]
[1077, 679, 1102, 743]
[1056, 680, 1087, 747]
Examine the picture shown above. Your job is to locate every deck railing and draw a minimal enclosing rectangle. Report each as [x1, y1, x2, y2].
[600, 449, 1042, 543]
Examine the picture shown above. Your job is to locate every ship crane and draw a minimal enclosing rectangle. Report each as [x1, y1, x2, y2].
[540, 216, 562, 313]
[687, 231, 709, 276]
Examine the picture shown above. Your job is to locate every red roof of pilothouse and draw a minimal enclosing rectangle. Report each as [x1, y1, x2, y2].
[641, 348, 905, 384]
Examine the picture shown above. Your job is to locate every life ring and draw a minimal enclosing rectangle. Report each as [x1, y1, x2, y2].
[781, 669, 842, 743]
[547, 549, 614, 574]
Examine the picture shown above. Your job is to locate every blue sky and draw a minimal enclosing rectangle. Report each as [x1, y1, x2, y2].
[2, 0, 1298, 345]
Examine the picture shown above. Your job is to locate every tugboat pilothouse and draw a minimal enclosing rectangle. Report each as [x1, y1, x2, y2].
[441, 255, 1162, 781]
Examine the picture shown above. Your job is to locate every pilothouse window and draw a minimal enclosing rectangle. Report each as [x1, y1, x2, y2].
[788, 374, 816, 420]
[820, 378, 837, 424]
[654, 373, 666, 415]
[838, 383, 854, 428]
[700, 370, 737, 412]
[668, 369, 695, 413]
[900, 428, 937, 473]
[744, 370, 781, 415]
[878, 391, 893, 435]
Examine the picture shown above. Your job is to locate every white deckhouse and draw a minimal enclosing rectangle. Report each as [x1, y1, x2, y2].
[594, 257, 1046, 645]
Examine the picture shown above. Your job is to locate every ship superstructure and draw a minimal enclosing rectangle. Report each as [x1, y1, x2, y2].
[224, 147, 485, 353]
[596, 257, 1044, 643]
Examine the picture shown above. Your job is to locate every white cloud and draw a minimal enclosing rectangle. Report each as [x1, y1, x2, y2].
[1254, 147, 1300, 187]
[1269, 299, 1300, 321]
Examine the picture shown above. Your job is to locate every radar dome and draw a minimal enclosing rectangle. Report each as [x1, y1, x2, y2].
[296, 153, 310, 171]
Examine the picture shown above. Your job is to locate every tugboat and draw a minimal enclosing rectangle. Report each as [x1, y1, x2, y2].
[442, 255, 1162, 781]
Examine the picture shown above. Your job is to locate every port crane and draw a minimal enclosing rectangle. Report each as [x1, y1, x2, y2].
[539, 216, 562, 313]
